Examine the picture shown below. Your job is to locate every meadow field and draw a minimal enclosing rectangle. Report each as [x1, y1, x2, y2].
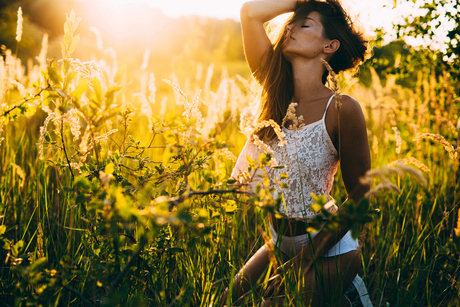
[0, 8, 459, 307]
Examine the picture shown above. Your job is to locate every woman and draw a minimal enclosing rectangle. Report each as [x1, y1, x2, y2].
[221, 0, 372, 306]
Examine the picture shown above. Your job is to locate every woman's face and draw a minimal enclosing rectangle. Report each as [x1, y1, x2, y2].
[282, 11, 331, 62]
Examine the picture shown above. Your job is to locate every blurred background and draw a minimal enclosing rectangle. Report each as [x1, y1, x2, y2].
[0, 0, 459, 89]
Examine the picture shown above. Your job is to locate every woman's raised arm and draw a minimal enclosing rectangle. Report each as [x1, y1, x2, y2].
[240, 0, 297, 74]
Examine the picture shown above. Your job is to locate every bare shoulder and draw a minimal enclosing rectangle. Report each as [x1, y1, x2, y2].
[337, 94, 366, 124]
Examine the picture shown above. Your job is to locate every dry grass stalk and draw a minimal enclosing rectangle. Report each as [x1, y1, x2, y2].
[258, 225, 277, 269]
[37, 33, 48, 70]
[59, 59, 104, 85]
[251, 134, 278, 166]
[395, 163, 428, 187]
[93, 129, 118, 144]
[0, 119, 4, 146]
[214, 148, 237, 163]
[431, 115, 456, 133]
[392, 127, 402, 154]
[414, 133, 458, 160]
[360, 162, 428, 193]
[252, 119, 286, 146]
[10, 163, 26, 189]
[162, 79, 203, 126]
[372, 135, 378, 156]
[455, 209, 460, 237]
[148, 72, 156, 104]
[16, 7, 23, 43]
[321, 58, 341, 110]
[390, 157, 431, 174]
[239, 106, 256, 134]
[281, 102, 306, 130]
[365, 177, 401, 197]
[37, 223, 44, 258]
[38, 112, 56, 160]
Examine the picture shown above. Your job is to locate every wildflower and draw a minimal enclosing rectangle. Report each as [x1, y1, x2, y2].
[16, 7, 22, 43]
[392, 127, 402, 154]
[414, 133, 458, 160]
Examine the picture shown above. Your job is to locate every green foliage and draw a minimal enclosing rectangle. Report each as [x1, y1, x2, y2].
[394, 0, 460, 90]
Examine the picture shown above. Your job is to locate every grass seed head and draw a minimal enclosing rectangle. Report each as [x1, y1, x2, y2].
[16, 7, 23, 43]
[321, 58, 341, 110]
[414, 133, 458, 160]
[392, 126, 402, 154]
[281, 102, 305, 130]
[252, 119, 286, 147]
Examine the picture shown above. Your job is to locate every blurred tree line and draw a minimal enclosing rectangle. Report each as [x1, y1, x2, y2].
[0, 0, 247, 81]
[360, 0, 459, 92]
[0, 0, 459, 92]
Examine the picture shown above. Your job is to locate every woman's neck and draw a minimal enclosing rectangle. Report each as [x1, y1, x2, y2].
[290, 58, 331, 104]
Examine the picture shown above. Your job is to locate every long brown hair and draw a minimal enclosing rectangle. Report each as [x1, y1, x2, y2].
[254, 0, 368, 142]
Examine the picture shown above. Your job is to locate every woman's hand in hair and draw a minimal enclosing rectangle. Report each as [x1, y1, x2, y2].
[240, 1, 297, 74]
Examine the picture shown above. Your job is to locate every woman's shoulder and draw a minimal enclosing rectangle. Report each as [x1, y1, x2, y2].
[336, 94, 366, 123]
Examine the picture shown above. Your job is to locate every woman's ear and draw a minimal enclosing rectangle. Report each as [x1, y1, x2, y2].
[324, 39, 340, 54]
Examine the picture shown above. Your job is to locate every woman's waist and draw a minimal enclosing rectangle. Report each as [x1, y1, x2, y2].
[269, 214, 325, 237]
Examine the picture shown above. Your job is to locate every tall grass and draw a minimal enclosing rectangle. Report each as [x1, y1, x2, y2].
[0, 10, 459, 307]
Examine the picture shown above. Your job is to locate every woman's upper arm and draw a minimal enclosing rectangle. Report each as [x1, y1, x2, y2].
[240, 2, 272, 74]
[337, 96, 371, 202]
[240, 1, 297, 74]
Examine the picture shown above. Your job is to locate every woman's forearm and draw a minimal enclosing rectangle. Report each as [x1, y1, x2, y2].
[240, 0, 297, 23]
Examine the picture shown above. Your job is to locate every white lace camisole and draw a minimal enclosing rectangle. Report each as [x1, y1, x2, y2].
[231, 94, 339, 219]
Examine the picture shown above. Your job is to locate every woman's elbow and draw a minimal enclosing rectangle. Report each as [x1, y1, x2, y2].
[240, 2, 255, 20]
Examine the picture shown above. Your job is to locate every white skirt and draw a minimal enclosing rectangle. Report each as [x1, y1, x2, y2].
[269, 221, 359, 258]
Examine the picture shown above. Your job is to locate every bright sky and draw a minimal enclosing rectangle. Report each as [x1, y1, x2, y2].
[90, 0, 454, 48]
[96, 0, 405, 33]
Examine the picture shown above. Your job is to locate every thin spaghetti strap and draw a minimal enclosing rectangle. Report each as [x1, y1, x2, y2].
[322, 94, 336, 120]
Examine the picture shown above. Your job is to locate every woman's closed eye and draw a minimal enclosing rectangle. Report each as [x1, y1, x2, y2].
[301, 25, 309, 28]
